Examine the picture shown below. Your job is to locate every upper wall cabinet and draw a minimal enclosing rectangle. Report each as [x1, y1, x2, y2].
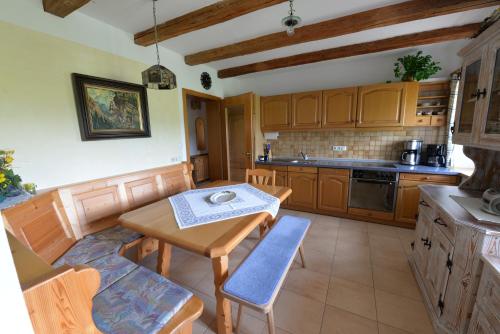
[322, 88, 357, 128]
[454, 20, 500, 150]
[291, 91, 322, 129]
[261, 94, 291, 131]
[356, 82, 409, 127]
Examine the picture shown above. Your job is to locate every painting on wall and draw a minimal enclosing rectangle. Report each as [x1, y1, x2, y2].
[72, 73, 151, 140]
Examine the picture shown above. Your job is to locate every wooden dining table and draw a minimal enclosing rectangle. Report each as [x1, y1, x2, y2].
[119, 180, 292, 334]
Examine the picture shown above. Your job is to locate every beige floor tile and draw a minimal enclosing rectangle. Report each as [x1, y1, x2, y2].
[261, 327, 293, 334]
[335, 241, 371, 263]
[296, 248, 334, 276]
[337, 229, 369, 246]
[236, 311, 267, 334]
[375, 290, 434, 334]
[283, 267, 330, 303]
[369, 234, 404, 254]
[367, 223, 400, 237]
[373, 265, 422, 301]
[378, 323, 413, 334]
[331, 256, 374, 287]
[169, 256, 212, 289]
[327, 277, 377, 320]
[338, 218, 368, 231]
[320, 305, 378, 334]
[371, 248, 411, 273]
[303, 233, 337, 255]
[192, 319, 208, 334]
[274, 290, 324, 334]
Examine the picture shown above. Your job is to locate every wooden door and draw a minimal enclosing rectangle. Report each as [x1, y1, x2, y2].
[317, 169, 349, 213]
[224, 93, 254, 182]
[357, 82, 406, 127]
[322, 88, 357, 128]
[291, 91, 322, 129]
[425, 226, 454, 317]
[395, 180, 421, 225]
[287, 172, 317, 210]
[261, 94, 291, 131]
[206, 100, 225, 180]
[413, 213, 432, 277]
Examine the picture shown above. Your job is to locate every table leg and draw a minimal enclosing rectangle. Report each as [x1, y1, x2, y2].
[157, 241, 172, 277]
[212, 256, 233, 334]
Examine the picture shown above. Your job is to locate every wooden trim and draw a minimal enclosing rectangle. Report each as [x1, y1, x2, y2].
[218, 24, 481, 78]
[134, 0, 287, 46]
[185, 0, 496, 65]
[42, 0, 90, 18]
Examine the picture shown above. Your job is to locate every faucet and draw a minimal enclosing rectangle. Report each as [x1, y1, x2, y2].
[299, 151, 309, 160]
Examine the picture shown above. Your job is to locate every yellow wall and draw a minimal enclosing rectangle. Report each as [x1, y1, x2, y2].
[0, 21, 183, 189]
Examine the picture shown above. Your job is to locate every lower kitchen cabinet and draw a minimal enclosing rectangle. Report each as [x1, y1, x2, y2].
[287, 171, 317, 210]
[317, 169, 349, 213]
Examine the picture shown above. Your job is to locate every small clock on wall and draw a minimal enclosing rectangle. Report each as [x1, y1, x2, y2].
[200, 72, 212, 90]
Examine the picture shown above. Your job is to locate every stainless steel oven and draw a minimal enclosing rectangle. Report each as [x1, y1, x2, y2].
[349, 169, 398, 213]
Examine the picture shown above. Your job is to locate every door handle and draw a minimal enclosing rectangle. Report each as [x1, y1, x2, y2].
[245, 152, 252, 157]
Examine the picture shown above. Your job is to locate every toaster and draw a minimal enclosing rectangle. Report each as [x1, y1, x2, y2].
[482, 188, 500, 216]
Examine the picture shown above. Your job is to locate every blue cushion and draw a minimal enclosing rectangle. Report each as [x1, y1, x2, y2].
[92, 266, 193, 334]
[88, 225, 143, 244]
[53, 238, 122, 267]
[222, 215, 310, 306]
[87, 254, 138, 293]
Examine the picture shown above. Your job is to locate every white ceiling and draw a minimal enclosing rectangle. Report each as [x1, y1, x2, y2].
[79, 0, 497, 71]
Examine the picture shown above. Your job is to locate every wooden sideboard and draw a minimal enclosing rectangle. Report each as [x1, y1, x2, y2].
[410, 185, 500, 334]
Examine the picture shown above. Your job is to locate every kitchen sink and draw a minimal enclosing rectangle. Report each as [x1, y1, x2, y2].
[272, 159, 316, 164]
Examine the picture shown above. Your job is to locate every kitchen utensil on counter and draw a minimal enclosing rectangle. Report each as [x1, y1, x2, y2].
[482, 188, 500, 215]
[425, 144, 446, 167]
[401, 139, 423, 165]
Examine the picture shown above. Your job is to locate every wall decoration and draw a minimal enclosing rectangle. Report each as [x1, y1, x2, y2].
[200, 72, 212, 90]
[73, 73, 151, 140]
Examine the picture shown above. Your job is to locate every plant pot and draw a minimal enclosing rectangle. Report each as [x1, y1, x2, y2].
[402, 74, 417, 82]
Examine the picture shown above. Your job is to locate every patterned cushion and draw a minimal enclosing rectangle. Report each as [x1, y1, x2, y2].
[93, 266, 193, 334]
[53, 238, 122, 267]
[87, 254, 138, 293]
[88, 225, 143, 244]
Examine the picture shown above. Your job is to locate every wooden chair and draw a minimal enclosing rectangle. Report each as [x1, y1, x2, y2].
[245, 169, 277, 237]
[245, 168, 276, 186]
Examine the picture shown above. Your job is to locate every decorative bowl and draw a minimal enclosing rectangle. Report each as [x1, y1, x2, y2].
[209, 191, 237, 205]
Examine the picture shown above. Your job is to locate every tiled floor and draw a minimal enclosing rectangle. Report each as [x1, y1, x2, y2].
[143, 209, 434, 334]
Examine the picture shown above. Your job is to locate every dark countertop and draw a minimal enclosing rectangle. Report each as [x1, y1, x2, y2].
[256, 159, 464, 176]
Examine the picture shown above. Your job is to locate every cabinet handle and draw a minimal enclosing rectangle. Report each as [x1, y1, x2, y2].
[434, 217, 448, 227]
[419, 200, 430, 207]
[478, 88, 487, 99]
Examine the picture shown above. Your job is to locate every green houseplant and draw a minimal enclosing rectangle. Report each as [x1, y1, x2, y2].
[0, 150, 35, 203]
[394, 51, 442, 82]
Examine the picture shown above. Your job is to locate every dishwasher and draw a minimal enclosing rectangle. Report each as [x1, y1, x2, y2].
[349, 169, 398, 213]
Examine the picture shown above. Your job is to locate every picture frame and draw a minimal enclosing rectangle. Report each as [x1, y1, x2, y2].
[72, 73, 151, 140]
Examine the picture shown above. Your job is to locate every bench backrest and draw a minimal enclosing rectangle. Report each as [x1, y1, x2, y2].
[2, 191, 76, 264]
[58, 163, 194, 238]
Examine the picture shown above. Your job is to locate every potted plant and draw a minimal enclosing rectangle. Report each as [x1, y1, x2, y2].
[0, 150, 36, 204]
[394, 51, 442, 82]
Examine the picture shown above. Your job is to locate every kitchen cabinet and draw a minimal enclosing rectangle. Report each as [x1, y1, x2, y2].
[317, 169, 349, 214]
[191, 154, 209, 183]
[413, 211, 432, 277]
[455, 20, 500, 150]
[406, 81, 449, 127]
[291, 91, 322, 129]
[261, 94, 291, 131]
[356, 82, 412, 127]
[259, 165, 288, 204]
[287, 170, 317, 210]
[322, 88, 357, 128]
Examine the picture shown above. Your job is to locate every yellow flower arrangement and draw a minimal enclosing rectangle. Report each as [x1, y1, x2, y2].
[0, 150, 35, 201]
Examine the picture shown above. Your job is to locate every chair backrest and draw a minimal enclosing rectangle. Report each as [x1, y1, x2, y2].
[2, 191, 76, 264]
[245, 168, 276, 186]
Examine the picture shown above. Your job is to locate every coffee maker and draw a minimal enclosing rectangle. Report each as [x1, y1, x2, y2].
[426, 144, 447, 167]
[400, 139, 422, 165]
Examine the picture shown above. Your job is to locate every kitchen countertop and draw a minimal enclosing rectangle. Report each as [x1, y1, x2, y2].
[256, 158, 465, 176]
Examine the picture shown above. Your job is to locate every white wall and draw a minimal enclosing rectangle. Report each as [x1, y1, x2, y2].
[223, 41, 467, 96]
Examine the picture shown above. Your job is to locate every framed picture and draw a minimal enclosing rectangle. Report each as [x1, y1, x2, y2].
[72, 73, 151, 140]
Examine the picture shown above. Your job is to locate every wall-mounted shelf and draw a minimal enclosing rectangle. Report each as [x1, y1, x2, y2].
[413, 81, 450, 127]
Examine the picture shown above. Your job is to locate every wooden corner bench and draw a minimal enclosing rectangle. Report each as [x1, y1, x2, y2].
[3, 162, 203, 334]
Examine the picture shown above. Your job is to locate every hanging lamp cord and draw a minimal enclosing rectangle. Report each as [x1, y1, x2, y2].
[289, 0, 294, 16]
[153, 0, 161, 67]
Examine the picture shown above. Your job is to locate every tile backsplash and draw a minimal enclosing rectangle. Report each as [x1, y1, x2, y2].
[267, 127, 448, 161]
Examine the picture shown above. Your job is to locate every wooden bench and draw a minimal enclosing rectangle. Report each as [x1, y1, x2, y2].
[220, 215, 311, 334]
[3, 162, 203, 334]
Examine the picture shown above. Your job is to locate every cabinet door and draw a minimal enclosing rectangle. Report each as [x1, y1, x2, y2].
[291, 91, 322, 129]
[322, 88, 357, 128]
[357, 83, 407, 127]
[287, 172, 317, 210]
[395, 181, 421, 226]
[261, 95, 291, 131]
[413, 212, 432, 278]
[454, 47, 487, 145]
[467, 308, 496, 334]
[478, 34, 500, 148]
[317, 171, 349, 213]
[425, 226, 454, 317]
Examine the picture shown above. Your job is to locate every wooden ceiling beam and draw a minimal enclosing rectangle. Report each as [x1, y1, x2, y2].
[42, 0, 90, 18]
[134, 0, 288, 47]
[187, 0, 499, 65]
[217, 23, 480, 78]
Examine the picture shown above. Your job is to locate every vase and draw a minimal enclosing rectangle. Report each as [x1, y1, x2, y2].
[402, 74, 417, 82]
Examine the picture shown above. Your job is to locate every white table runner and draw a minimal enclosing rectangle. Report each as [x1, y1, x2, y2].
[169, 183, 280, 229]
